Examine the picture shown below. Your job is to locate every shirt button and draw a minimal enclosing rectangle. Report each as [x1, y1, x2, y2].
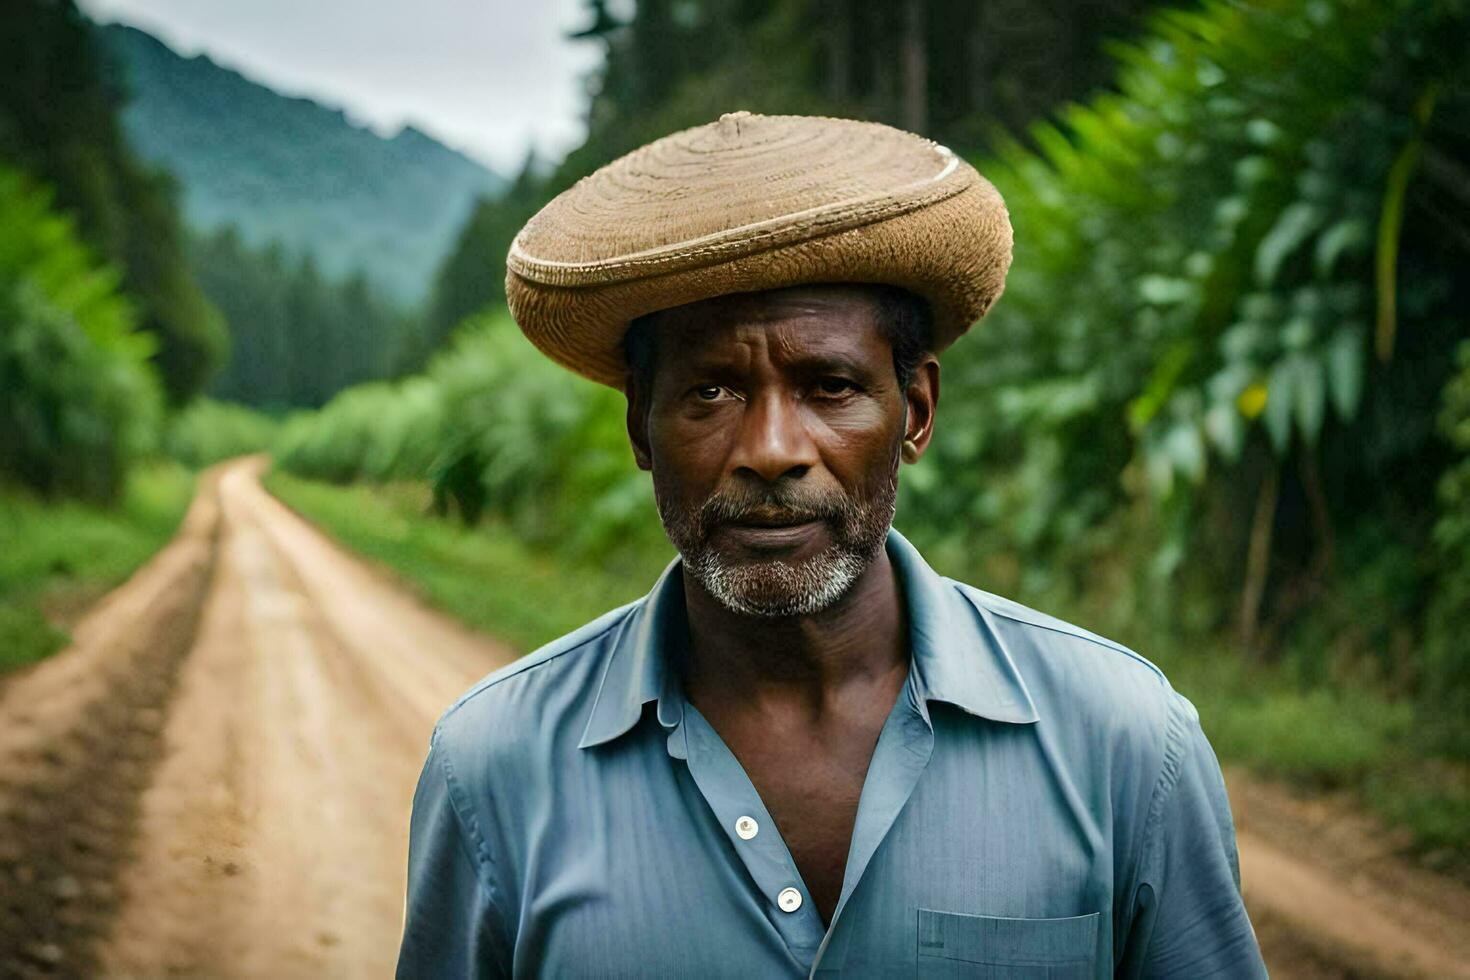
[735, 816, 759, 840]
[777, 887, 802, 913]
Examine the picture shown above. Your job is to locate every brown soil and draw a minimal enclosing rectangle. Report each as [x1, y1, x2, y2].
[1229, 771, 1470, 978]
[0, 457, 511, 979]
[0, 455, 1464, 978]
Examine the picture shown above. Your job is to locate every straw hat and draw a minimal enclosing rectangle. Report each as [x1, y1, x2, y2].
[506, 111, 1012, 389]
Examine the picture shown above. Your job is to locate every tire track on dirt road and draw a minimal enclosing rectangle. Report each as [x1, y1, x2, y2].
[1, 455, 1466, 977]
[94, 456, 514, 978]
[0, 467, 222, 978]
[0, 457, 513, 979]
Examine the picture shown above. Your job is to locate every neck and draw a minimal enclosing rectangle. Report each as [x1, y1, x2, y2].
[678, 547, 909, 721]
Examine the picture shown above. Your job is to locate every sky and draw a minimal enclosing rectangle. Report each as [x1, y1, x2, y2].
[77, 0, 610, 175]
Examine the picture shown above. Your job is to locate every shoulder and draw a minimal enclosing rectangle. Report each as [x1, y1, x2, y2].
[429, 599, 638, 772]
[956, 580, 1170, 691]
[951, 579, 1194, 779]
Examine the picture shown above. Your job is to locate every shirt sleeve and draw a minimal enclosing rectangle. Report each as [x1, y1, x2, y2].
[396, 726, 510, 980]
[1120, 692, 1268, 979]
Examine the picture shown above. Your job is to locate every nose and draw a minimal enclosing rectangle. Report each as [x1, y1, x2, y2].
[728, 389, 817, 483]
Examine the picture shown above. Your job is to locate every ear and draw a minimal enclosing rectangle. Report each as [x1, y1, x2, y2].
[902, 356, 940, 461]
[625, 378, 653, 471]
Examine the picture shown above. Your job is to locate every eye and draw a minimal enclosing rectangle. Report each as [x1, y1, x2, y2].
[813, 377, 857, 398]
[692, 384, 736, 402]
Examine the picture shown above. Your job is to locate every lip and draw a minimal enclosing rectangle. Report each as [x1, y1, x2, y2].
[716, 520, 824, 549]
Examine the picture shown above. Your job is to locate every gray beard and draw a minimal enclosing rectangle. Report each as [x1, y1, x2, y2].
[654, 451, 900, 618]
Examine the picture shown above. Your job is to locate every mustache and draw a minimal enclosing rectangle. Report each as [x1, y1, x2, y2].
[698, 484, 853, 528]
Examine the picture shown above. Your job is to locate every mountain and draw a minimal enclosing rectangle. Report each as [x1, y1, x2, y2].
[97, 22, 506, 306]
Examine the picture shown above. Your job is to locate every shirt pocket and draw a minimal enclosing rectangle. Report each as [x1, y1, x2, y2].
[915, 908, 1100, 979]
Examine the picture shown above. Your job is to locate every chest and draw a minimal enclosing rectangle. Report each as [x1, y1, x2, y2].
[720, 721, 884, 925]
[511, 719, 1110, 978]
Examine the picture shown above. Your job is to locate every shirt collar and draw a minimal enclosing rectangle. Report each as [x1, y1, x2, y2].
[577, 527, 1038, 750]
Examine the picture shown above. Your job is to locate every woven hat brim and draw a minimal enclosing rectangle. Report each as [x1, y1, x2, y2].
[506, 173, 1012, 390]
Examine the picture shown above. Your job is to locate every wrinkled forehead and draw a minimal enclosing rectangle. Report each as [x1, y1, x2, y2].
[646, 284, 891, 363]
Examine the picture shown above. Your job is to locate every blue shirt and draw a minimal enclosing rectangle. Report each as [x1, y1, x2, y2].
[397, 529, 1266, 978]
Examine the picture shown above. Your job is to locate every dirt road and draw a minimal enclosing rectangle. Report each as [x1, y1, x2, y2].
[0, 455, 1466, 978]
[0, 457, 513, 978]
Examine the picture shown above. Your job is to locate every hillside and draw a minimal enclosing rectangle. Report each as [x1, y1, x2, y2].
[97, 22, 505, 306]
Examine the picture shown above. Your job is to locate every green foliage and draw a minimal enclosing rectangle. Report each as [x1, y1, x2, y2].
[163, 397, 282, 469]
[0, 459, 195, 671]
[264, 470, 670, 654]
[0, 0, 226, 405]
[190, 227, 423, 408]
[1364, 762, 1470, 869]
[904, 0, 1469, 653]
[426, 314, 658, 555]
[1201, 683, 1413, 785]
[288, 0, 1470, 689]
[0, 167, 164, 501]
[275, 311, 668, 563]
[266, 0, 1470, 863]
[274, 379, 445, 486]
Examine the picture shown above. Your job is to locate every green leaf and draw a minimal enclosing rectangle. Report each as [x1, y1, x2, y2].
[1314, 217, 1370, 278]
[1215, 196, 1249, 228]
[1294, 355, 1326, 445]
[1138, 275, 1193, 305]
[1164, 423, 1207, 484]
[1204, 401, 1245, 461]
[1326, 327, 1365, 420]
[1233, 155, 1273, 188]
[1282, 315, 1316, 350]
[1144, 440, 1176, 498]
[1240, 292, 1283, 323]
[1128, 342, 1196, 431]
[1247, 118, 1283, 146]
[1263, 359, 1295, 452]
[1256, 202, 1323, 286]
[1207, 363, 1253, 403]
[1221, 320, 1268, 361]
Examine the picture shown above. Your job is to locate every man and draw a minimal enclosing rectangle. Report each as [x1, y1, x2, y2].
[397, 112, 1266, 978]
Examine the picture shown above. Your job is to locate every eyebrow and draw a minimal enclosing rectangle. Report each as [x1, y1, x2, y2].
[677, 350, 877, 381]
[784, 351, 875, 378]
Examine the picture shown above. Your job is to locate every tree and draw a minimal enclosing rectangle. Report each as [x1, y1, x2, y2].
[0, 0, 226, 405]
[0, 168, 163, 500]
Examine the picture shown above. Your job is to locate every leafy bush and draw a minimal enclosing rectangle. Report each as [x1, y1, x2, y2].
[274, 377, 446, 485]
[274, 312, 666, 562]
[163, 397, 283, 469]
[906, 0, 1469, 661]
[1, 0, 228, 405]
[0, 166, 164, 501]
[264, 469, 670, 655]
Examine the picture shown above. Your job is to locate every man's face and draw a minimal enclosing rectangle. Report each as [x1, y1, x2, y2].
[626, 284, 936, 618]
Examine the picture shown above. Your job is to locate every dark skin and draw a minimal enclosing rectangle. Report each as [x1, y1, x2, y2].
[625, 284, 940, 926]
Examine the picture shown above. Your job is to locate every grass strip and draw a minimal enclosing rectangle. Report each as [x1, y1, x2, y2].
[262, 467, 671, 655]
[0, 459, 197, 673]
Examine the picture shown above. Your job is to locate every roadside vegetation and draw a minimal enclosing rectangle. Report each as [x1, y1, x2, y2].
[0, 461, 195, 673]
[262, 469, 670, 655]
[162, 397, 283, 470]
[267, 467, 1469, 873]
[269, 0, 1470, 871]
